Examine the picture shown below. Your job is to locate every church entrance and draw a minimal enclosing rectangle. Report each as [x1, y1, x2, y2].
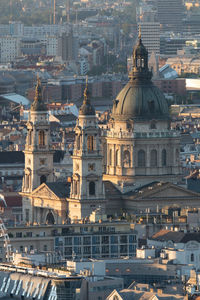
[46, 211, 55, 224]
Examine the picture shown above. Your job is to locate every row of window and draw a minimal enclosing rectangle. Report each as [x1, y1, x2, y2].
[55, 235, 137, 247]
[60, 244, 136, 256]
[109, 148, 178, 168]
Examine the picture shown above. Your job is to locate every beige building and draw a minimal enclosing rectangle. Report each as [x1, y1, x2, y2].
[166, 56, 200, 75]
[67, 83, 106, 220]
[21, 78, 67, 225]
[0, 219, 137, 262]
[103, 35, 182, 192]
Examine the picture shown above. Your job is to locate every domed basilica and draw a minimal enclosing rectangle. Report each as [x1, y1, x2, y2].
[21, 37, 200, 224]
[103, 34, 182, 189]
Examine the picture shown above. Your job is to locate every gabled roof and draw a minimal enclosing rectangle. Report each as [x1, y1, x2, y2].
[104, 180, 122, 198]
[151, 229, 200, 243]
[123, 181, 200, 200]
[45, 182, 70, 198]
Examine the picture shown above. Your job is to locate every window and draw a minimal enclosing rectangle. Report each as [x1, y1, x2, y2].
[138, 150, 145, 167]
[116, 149, 120, 166]
[123, 150, 130, 167]
[191, 253, 194, 262]
[76, 135, 80, 150]
[89, 181, 95, 196]
[39, 130, 45, 146]
[26, 232, 32, 237]
[150, 149, 157, 167]
[43, 245, 47, 251]
[74, 181, 78, 194]
[25, 209, 29, 222]
[16, 232, 22, 238]
[162, 149, 167, 166]
[87, 135, 94, 152]
[109, 149, 112, 165]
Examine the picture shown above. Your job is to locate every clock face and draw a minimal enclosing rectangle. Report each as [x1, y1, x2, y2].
[88, 163, 95, 171]
[40, 159, 46, 166]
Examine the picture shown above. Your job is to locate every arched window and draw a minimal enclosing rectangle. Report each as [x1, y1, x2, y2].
[150, 150, 157, 167]
[87, 136, 94, 152]
[116, 149, 120, 166]
[162, 149, 167, 166]
[123, 150, 130, 168]
[138, 150, 145, 167]
[40, 175, 46, 184]
[39, 130, 45, 146]
[76, 135, 80, 150]
[46, 211, 55, 225]
[109, 149, 112, 165]
[74, 181, 77, 194]
[89, 181, 95, 196]
[191, 253, 194, 262]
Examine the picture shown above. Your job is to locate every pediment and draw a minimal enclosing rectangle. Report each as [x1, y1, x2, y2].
[32, 184, 59, 200]
[150, 185, 200, 199]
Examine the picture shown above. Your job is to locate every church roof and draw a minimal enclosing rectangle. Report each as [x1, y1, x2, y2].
[45, 182, 70, 198]
[151, 229, 200, 244]
[0, 151, 24, 164]
[0, 150, 66, 164]
[112, 36, 169, 121]
[104, 180, 122, 198]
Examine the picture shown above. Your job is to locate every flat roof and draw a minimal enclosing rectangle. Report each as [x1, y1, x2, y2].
[1, 93, 30, 106]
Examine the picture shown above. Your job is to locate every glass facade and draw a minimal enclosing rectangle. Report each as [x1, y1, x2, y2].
[55, 233, 137, 259]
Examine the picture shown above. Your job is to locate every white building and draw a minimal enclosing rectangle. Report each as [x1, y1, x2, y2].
[148, 229, 200, 269]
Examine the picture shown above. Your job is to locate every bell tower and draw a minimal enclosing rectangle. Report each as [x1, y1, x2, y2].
[67, 79, 106, 221]
[22, 77, 54, 194]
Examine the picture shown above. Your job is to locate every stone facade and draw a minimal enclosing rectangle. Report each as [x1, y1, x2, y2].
[67, 84, 106, 220]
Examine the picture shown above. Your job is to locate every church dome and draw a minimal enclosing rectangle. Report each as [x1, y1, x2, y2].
[112, 37, 169, 121]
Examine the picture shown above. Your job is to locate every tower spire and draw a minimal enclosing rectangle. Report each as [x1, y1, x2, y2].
[31, 75, 46, 111]
[79, 76, 95, 115]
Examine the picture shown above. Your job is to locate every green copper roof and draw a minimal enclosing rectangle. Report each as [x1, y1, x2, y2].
[112, 36, 169, 121]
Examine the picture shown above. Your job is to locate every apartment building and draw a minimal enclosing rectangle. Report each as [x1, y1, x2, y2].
[0, 220, 137, 262]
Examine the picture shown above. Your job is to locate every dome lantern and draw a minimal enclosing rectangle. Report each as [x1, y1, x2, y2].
[112, 34, 169, 122]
